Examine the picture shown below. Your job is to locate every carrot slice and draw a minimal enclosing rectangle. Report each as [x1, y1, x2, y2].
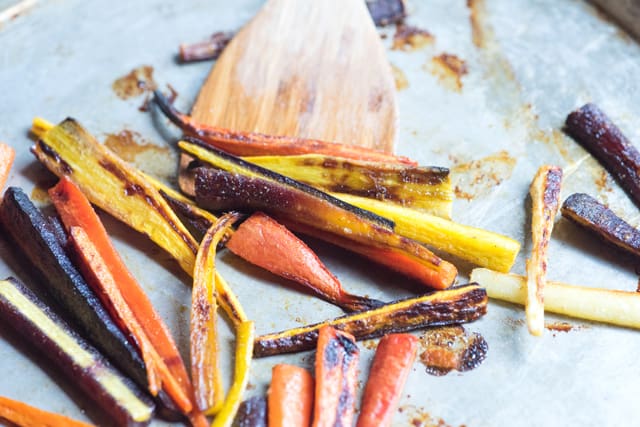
[192, 212, 240, 413]
[268, 364, 314, 427]
[356, 334, 418, 427]
[0, 396, 95, 427]
[226, 212, 382, 312]
[0, 143, 15, 190]
[67, 226, 192, 413]
[49, 177, 198, 414]
[312, 326, 359, 427]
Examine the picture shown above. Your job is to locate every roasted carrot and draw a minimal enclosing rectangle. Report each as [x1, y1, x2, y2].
[312, 326, 359, 427]
[67, 226, 192, 413]
[0, 396, 96, 427]
[268, 364, 314, 427]
[227, 212, 382, 312]
[191, 213, 240, 414]
[356, 334, 418, 427]
[48, 177, 199, 417]
[153, 90, 416, 166]
[0, 143, 15, 190]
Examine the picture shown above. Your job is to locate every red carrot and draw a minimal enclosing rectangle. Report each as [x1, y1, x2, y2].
[312, 326, 359, 427]
[356, 334, 418, 427]
[0, 396, 95, 427]
[268, 364, 314, 427]
[226, 212, 382, 312]
[0, 143, 15, 190]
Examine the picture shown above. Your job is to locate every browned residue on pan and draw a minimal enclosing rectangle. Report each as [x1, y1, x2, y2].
[418, 326, 487, 376]
[398, 405, 458, 427]
[468, 0, 491, 49]
[103, 130, 175, 179]
[427, 53, 468, 92]
[451, 151, 517, 200]
[391, 63, 409, 90]
[545, 322, 573, 333]
[112, 65, 157, 100]
[392, 24, 434, 51]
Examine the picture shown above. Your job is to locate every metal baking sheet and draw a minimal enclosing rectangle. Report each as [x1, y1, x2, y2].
[1, 0, 640, 425]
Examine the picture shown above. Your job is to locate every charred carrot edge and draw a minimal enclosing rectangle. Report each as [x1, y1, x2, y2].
[192, 213, 240, 414]
[68, 226, 192, 413]
[178, 31, 234, 63]
[526, 165, 563, 336]
[227, 212, 383, 312]
[211, 320, 255, 427]
[268, 364, 314, 427]
[312, 326, 359, 427]
[49, 177, 198, 416]
[154, 91, 416, 166]
[356, 334, 418, 427]
[0, 143, 15, 190]
[254, 284, 487, 357]
[0, 396, 95, 427]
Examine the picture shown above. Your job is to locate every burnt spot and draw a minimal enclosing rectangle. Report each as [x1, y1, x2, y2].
[36, 141, 73, 175]
[323, 337, 342, 370]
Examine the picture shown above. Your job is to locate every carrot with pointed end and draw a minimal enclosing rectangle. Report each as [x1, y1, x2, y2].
[312, 326, 359, 427]
[268, 365, 314, 427]
[0, 143, 15, 190]
[356, 334, 417, 427]
[0, 396, 96, 427]
[227, 212, 382, 312]
[192, 212, 240, 413]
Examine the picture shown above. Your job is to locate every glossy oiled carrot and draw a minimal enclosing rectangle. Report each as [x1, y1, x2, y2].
[67, 226, 192, 413]
[356, 334, 418, 427]
[268, 364, 314, 427]
[226, 212, 382, 312]
[312, 326, 359, 427]
[191, 213, 239, 414]
[49, 177, 201, 419]
[0, 396, 95, 427]
[0, 143, 15, 190]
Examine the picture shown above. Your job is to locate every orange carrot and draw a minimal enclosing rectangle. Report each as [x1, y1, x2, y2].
[67, 226, 192, 413]
[191, 213, 239, 413]
[0, 143, 15, 190]
[268, 364, 314, 427]
[312, 326, 359, 427]
[0, 396, 95, 427]
[48, 177, 202, 418]
[153, 91, 416, 166]
[226, 212, 382, 312]
[356, 334, 418, 427]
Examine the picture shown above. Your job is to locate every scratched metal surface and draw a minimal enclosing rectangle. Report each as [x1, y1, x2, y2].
[1, 0, 640, 426]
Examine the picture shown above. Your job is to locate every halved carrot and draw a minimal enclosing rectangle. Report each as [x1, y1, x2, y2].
[226, 212, 382, 312]
[356, 334, 418, 427]
[49, 177, 199, 417]
[191, 212, 240, 413]
[268, 364, 314, 427]
[67, 226, 192, 413]
[0, 143, 15, 190]
[312, 326, 359, 427]
[0, 396, 95, 427]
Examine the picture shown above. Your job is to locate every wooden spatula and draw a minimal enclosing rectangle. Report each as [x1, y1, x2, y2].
[189, 0, 397, 153]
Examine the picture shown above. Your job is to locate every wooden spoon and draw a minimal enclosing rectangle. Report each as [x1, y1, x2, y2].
[189, 0, 398, 153]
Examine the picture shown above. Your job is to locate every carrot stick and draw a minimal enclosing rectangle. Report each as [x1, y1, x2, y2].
[226, 212, 382, 312]
[312, 326, 359, 427]
[0, 396, 95, 427]
[49, 177, 198, 416]
[268, 364, 314, 427]
[0, 143, 15, 190]
[191, 212, 240, 414]
[356, 334, 418, 427]
[67, 226, 192, 413]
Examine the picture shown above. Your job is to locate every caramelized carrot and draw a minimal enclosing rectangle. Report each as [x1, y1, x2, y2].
[226, 212, 382, 312]
[268, 364, 314, 427]
[67, 226, 192, 413]
[0, 396, 95, 427]
[153, 90, 416, 166]
[356, 334, 418, 427]
[49, 177, 200, 417]
[0, 143, 15, 190]
[191, 213, 239, 413]
[312, 326, 359, 427]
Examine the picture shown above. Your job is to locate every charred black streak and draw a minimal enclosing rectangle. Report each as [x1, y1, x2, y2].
[37, 141, 73, 175]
